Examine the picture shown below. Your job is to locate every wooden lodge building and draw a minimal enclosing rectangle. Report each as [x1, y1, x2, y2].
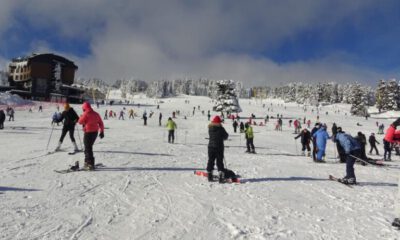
[6, 53, 84, 103]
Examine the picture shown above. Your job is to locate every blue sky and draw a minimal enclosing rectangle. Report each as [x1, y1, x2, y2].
[0, 0, 399, 86]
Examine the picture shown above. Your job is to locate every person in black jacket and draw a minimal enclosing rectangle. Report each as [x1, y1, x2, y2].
[355, 131, 367, 160]
[232, 120, 238, 133]
[368, 133, 379, 155]
[55, 103, 80, 152]
[207, 116, 229, 182]
[295, 128, 311, 156]
[0, 109, 5, 129]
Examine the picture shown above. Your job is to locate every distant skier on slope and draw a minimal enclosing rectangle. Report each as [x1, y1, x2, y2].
[244, 122, 255, 153]
[334, 127, 361, 185]
[54, 103, 80, 152]
[368, 133, 379, 155]
[295, 128, 311, 156]
[232, 120, 238, 133]
[207, 116, 228, 182]
[78, 102, 105, 170]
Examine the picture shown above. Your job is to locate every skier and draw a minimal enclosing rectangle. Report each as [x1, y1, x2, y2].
[52, 112, 62, 126]
[312, 124, 330, 162]
[278, 118, 283, 131]
[207, 110, 211, 121]
[159, 112, 162, 126]
[331, 123, 338, 137]
[239, 121, 245, 133]
[295, 128, 311, 156]
[207, 116, 229, 182]
[244, 122, 255, 153]
[383, 139, 392, 161]
[8, 107, 14, 121]
[54, 103, 80, 152]
[368, 133, 379, 155]
[78, 102, 104, 170]
[104, 110, 108, 120]
[166, 117, 177, 143]
[355, 131, 367, 160]
[118, 110, 125, 120]
[38, 105, 43, 112]
[0, 109, 5, 129]
[310, 123, 321, 161]
[335, 127, 361, 185]
[232, 120, 238, 133]
[128, 109, 134, 119]
[306, 119, 311, 128]
[293, 119, 298, 133]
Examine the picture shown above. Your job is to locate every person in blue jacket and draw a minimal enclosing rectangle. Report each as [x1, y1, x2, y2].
[312, 124, 330, 162]
[335, 128, 361, 185]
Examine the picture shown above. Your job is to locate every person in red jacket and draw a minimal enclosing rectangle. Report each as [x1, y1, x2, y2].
[78, 102, 105, 170]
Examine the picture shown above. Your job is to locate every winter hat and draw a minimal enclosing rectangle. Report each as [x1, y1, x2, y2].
[64, 103, 70, 110]
[212, 115, 222, 124]
[82, 102, 92, 112]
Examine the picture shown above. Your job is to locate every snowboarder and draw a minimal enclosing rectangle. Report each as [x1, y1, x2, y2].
[54, 103, 80, 152]
[166, 117, 177, 143]
[335, 127, 361, 185]
[159, 112, 163, 126]
[295, 128, 311, 156]
[0, 110, 5, 129]
[244, 123, 255, 153]
[368, 133, 379, 155]
[312, 124, 330, 162]
[207, 116, 229, 182]
[232, 120, 238, 133]
[78, 102, 104, 170]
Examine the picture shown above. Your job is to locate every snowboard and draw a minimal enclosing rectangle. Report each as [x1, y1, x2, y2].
[54, 163, 105, 174]
[194, 170, 241, 183]
[328, 175, 354, 188]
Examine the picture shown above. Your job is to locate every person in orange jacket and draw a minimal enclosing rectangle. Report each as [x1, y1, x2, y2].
[78, 102, 105, 170]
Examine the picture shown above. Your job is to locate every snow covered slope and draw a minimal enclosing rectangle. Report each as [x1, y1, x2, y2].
[0, 96, 399, 239]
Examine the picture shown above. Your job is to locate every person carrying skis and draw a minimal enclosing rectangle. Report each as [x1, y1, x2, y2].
[245, 122, 255, 153]
[0, 109, 5, 129]
[78, 102, 105, 170]
[368, 133, 379, 155]
[55, 103, 80, 152]
[232, 120, 238, 133]
[312, 123, 330, 162]
[335, 127, 361, 185]
[207, 116, 229, 182]
[166, 117, 177, 143]
[295, 128, 311, 156]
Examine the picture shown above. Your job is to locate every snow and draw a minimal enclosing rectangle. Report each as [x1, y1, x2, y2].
[0, 92, 33, 107]
[1, 96, 400, 239]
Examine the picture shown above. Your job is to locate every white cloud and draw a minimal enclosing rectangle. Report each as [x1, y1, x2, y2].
[0, 0, 394, 86]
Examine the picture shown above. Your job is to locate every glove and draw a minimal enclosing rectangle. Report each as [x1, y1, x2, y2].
[99, 132, 104, 139]
[393, 118, 400, 127]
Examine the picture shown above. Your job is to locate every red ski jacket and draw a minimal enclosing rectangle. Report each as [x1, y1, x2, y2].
[78, 102, 104, 133]
[384, 124, 400, 143]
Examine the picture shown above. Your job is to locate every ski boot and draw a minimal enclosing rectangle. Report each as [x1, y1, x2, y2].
[307, 151, 311, 157]
[218, 171, 226, 183]
[83, 162, 95, 171]
[339, 177, 356, 185]
[392, 218, 400, 228]
[251, 149, 256, 154]
[70, 161, 79, 171]
[207, 171, 213, 182]
[55, 141, 62, 151]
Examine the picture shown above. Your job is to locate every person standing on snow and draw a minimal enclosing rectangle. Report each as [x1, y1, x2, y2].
[207, 116, 229, 182]
[239, 121, 245, 133]
[232, 120, 238, 133]
[355, 131, 367, 160]
[368, 133, 380, 155]
[166, 117, 177, 143]
[143, 111, 148, 125]
[78, 102, 105, 170]
[0, 110, 5, 129]
[295, 128, 311, 156]
[8, 107, 14, 121]
[310, 123, 321, 161]
[55, 103, 80, 152]
[118, 110, 125, 120]
[245, 122, 256, 153]
[335, 127, 361, 185]
[312, 123, 330, 162]
[159, 112, 163, 126]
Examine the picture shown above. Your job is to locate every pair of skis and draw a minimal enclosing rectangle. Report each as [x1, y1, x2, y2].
[54, 163, 105, 174]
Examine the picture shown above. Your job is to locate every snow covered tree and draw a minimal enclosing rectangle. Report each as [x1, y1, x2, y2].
[375, 80, 386, 111]
[350, 84, 368, 116]
[213, 80, 242, 114]
[386, 79, 399, 110]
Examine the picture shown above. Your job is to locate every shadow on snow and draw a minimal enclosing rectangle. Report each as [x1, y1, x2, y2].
[95, 150, 174, 157]
[0, 186, 41, 192]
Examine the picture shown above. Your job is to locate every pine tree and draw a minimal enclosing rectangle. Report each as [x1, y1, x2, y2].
[350, 84, 368, 116]
[213, 80, 242, 114]
[386, 79, 399, 110]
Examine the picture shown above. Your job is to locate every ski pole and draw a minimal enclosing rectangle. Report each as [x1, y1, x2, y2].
[46, 124, 55, 152]
[294, 138, 298, 155]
